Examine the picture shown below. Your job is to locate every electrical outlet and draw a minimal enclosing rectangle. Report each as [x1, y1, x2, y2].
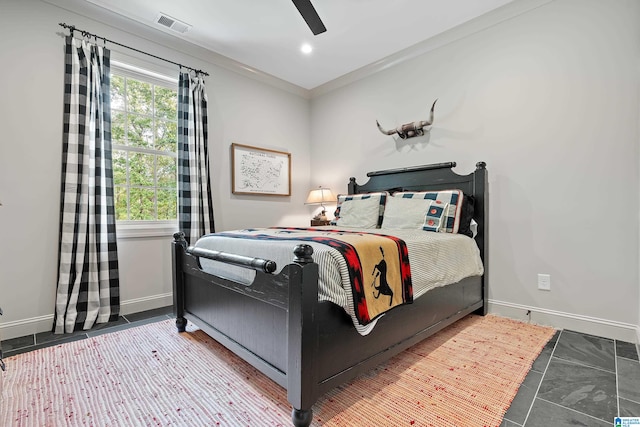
[538, 274, 551, 291]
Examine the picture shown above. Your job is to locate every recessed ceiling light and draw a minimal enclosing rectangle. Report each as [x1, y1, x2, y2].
[301, 43, 313, 55]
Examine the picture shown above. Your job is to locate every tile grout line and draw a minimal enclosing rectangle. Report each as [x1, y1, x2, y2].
[552, 353, 617, 374]
[521, 329, 563, 426]
[617, 334, 640, 408]
[620, 396, 640, 407]
[614, 339, 620, 418]
[3, 333, 37, 353]
[535, 396, 613, 425]
[561, 329, 616, 344]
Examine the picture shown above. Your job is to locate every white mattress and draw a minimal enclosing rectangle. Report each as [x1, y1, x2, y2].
[194, 226, 484, 335]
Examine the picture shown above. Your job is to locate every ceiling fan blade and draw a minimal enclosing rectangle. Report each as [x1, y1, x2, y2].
[291, 0, 327, 35]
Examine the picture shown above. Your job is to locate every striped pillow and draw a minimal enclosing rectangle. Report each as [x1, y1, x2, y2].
[331, 192, 388, 228]
[393, 190, 464, 233]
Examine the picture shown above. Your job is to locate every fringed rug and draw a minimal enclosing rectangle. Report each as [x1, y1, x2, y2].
[1, 315, 555, 427]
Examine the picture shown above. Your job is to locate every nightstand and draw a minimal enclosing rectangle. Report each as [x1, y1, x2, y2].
[310, 219, 331, 226]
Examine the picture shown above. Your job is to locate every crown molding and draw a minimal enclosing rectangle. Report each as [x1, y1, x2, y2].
[41, 0, 553, 100]
[309, 0, 553, 98]
[41, 0, 311, 99]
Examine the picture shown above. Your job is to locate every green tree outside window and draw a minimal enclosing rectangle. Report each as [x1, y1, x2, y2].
[111, 72, 178, 221]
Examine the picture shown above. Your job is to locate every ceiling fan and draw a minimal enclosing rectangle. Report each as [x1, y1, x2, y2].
[291, 0, 327, 35]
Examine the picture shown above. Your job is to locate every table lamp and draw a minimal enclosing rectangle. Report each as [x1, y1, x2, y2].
[305, 187, 335, 221]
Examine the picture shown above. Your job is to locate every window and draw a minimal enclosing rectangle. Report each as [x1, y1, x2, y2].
[110, 68, 178, 225]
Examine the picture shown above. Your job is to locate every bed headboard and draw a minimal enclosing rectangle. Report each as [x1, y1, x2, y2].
[348, 161, 488, 313]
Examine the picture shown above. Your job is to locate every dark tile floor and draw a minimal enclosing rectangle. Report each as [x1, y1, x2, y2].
[1, 306, 174, 359]
[501, 329, 640, 426]
[2, 311, 639, 425]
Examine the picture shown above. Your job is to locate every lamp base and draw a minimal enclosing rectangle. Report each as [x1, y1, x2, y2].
[312, 210, 328, 221]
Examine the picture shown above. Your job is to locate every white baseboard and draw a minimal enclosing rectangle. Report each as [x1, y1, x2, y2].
[0, 293, 173, 341]
[489, 299, 638, 343]
[0, 314, 54, 342]
[3, 295, 637, 345]
[119, 292, 173, 316]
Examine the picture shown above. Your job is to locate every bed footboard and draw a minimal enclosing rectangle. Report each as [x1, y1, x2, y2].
[171, 232, 320, 427]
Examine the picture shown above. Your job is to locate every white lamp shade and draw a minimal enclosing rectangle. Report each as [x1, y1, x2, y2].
[305, 187, 335, 205]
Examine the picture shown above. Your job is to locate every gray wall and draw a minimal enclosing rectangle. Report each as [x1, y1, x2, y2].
[310, 0, 640, 341]
[0, 0, 312, 339]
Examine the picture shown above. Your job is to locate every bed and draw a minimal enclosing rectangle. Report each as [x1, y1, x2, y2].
[171, 161, 488, 427]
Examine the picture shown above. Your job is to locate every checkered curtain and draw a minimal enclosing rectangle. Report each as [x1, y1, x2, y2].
[178, 72, 215, 244]
[54, 36, 120, 334]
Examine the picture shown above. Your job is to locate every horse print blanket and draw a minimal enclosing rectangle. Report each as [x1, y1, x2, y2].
[217, 227, 413, 325]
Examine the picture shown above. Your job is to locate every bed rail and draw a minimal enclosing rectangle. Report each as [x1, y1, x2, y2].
[173, 232, 277, 274]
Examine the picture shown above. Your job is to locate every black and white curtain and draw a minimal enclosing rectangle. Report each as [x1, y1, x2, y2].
[54, 36, 120, 334]
[178, 72, 215, 244]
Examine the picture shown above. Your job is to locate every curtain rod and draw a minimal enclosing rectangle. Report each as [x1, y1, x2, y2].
[58, 22, 209, 77]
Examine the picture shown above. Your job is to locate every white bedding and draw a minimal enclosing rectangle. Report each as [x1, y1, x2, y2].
[194, 226, 484, 335]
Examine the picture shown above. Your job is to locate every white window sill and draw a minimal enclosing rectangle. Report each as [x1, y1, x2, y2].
[116, 221, 178, 239]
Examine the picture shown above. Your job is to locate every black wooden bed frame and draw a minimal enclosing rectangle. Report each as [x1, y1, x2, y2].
[172, 161, 488, 427]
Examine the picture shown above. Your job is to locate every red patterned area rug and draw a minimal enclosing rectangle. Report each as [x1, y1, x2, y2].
[1, 315, 555, 427]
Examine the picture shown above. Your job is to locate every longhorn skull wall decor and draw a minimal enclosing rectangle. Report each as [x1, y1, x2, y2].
[376, 99, 438, 139]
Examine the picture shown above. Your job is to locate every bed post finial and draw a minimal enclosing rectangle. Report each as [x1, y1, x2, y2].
[348, 177, 357, 195]
[476, 161, 486, 170]
[293, 244, 314, 264]
[173, 232, 187, 248]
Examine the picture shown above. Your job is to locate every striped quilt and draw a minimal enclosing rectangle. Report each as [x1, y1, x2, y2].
[217, 227, 413, 325]
[195, 227, 484, 335]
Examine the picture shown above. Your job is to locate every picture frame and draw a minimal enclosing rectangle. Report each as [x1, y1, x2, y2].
[231, 143, 291, 196]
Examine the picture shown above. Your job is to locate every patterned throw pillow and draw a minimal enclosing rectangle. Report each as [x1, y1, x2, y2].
[393, 190, 464, 233]
[331, 192, 388, 228]
[381, 196, 440, 229]
[422, 201, 449, 232]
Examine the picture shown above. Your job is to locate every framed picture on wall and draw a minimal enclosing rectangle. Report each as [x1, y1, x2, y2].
[231, 143, 291, 196]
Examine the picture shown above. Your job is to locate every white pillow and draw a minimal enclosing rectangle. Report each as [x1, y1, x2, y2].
[331, 192, 387, 227]
[336, 197, 382, 228]
[381, 196, 436, 229]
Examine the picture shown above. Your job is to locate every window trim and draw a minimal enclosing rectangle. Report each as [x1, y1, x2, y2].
[111, 62, 179, 239]
[111, 61, 178, 87]
[116, 220, 178, 239]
